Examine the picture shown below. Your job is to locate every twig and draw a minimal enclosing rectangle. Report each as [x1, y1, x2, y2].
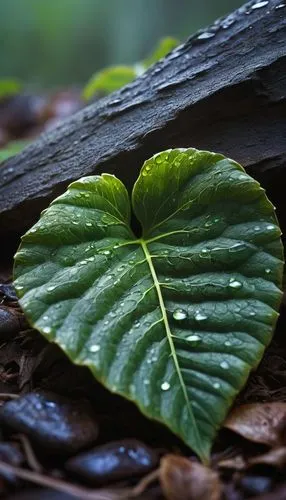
[0, 392, 19, 399]
[0, 460, 130, 500]
[17, 434, 43, 473]
[130, 469, 160, 496]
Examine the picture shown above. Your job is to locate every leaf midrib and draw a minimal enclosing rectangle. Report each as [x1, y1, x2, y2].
[140, 238, 207, 462]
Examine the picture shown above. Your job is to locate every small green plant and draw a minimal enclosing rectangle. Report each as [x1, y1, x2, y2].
[82, 37, 179, 100]
[0, 139, 30, 162]
[0, 78, 22, 100]
[14, 148, 284, 463]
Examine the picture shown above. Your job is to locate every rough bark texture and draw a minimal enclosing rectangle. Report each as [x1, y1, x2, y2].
[0, 0, 286, 247]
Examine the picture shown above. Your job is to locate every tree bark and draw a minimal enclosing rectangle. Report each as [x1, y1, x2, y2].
[0, 0, 285, 245]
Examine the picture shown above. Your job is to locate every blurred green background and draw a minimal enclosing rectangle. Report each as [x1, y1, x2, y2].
[0, 0, 243, 87]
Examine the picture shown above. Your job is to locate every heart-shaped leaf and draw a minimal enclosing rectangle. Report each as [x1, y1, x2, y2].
[14, 148, 284, 462]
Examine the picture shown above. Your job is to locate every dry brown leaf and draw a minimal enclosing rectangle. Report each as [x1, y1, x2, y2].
[248, 447, 286, 469]
[159, 454, 222, 500]
[224, 403, 286, 447]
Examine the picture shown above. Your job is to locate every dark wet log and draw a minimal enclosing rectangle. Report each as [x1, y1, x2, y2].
[0, 0, 285, 244]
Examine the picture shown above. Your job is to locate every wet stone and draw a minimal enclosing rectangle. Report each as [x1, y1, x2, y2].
[0, 391, 98, 455]
[65, 439, 159, 485]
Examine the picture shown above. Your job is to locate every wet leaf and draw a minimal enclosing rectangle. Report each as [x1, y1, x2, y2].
[160, 454, 222, 500]
[83, 37, 179, 100]
[224, 403, 286, 447]
[14, 148, 284, 462]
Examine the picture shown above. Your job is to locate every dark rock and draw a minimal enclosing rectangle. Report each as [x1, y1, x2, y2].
[240, 474, 274, 496]
[0, 306, 22, 339]
[0, 391, 98, 454]
[0, 284, 17, 302]
[65, 438, 159, 485]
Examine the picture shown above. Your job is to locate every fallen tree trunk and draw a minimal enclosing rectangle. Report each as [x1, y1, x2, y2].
[0, 0, 285, 246]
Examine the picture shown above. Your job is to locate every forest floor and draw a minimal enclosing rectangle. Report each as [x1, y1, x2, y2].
[1, 93, 286, 500]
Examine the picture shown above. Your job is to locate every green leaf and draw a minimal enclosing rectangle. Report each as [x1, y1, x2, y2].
[0, 140, 29, 163]
[82, 37, 179, 100]
[143, 37, 179, 68]
[82, 66, 137, 101]
[14, 149, 284, 463]
[0, 79, 22, 100]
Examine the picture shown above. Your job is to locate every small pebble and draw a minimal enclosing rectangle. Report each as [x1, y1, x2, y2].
[0, 391, 98, 454]
[65, 439, 159, 485]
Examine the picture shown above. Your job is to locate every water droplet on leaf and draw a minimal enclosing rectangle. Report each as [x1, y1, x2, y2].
[89, 344, 100, 353]
[229, 279, 242, 289]
[173, 309, 187, 320]
[220, 361, 229, 370]
[195, 311, 207, 321]
[186, 335, 201, 343]
[161, 382, 170, 391]
[43, 326, 52, 334]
